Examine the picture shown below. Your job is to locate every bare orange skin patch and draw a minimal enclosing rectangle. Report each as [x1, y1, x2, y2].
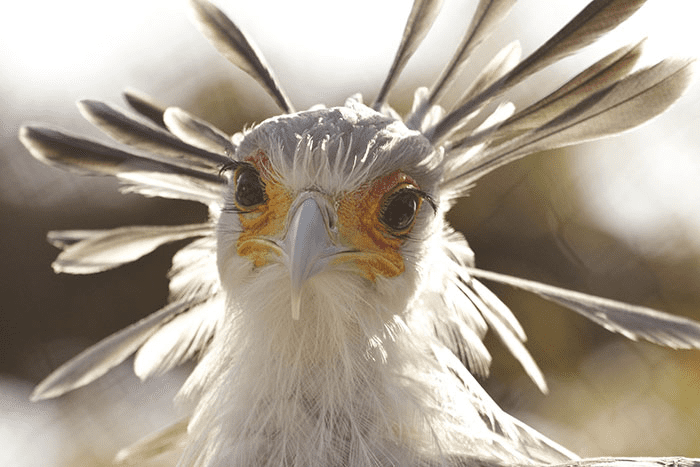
[336, 171, 422, 281]
[235, 153, 292, 267]
[233, 153, 420, 282]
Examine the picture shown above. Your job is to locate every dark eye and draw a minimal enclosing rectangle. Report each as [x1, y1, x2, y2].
[380, 189, 420, 233]
[234, 167, 266, 209]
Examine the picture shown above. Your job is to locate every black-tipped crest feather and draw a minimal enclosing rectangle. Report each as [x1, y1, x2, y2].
[189, 0, 294, 113]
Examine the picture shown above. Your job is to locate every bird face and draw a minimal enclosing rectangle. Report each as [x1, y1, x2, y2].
[217, 103, 442, 326]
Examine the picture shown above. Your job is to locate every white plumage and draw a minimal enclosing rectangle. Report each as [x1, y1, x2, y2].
[18, 0, 700, 466]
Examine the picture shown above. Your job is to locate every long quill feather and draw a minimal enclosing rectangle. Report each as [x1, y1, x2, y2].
[407, 0, 517, 127]
[189, 0, 294, 113]
[444, 58, 694, 192]
[19, 125, 225, 204]
[430, 0, 648, 142]
[466, 267, 700, 349]
[78, 100, 230, 170]
[31, 299, 197, 401]
[373, 0, 443, 109]
[48, 224, 212, 275]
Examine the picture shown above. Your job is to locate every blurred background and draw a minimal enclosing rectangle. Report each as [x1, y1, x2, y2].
[2, 0, 700, 465]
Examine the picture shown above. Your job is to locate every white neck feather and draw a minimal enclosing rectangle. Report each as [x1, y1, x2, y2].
[181, 266, 454, 466]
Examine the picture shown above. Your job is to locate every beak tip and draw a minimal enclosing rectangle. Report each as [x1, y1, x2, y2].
[285, 196, 333, 321]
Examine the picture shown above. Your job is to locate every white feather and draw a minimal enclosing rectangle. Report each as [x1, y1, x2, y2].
[373, 0, 444, 108]
[30, 299, 195, 401]
[189, 0, 294, 113]
[134, 295, 223, 380]
[48, 224, 211, 274]
[163, 107, 236, 155]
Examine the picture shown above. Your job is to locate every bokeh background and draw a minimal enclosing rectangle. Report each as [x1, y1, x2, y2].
[2, 0, 700, 465]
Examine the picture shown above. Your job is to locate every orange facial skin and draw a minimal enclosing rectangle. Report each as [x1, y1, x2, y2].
[234, 152, 421, 282]
[336, 171, 422, 281]
[235, 152, 292, 267]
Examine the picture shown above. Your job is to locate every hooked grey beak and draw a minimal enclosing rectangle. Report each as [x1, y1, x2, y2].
[283, 196, 343, 320]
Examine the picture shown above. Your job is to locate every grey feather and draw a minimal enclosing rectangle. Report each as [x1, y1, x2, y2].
[471, 278, 525, 341]
[500, 40, 645, 134]
[459, 279, 548, 393]
[167, 236, 220, 302]
[444, 58, 695, 192]
[19, 125, 225, 204]
[450, 40, 644, 151]
[134, 296, 222, 380]
[424, 282, 492, 379]
[117, 171, 224, 204]
[30, 299, 196, 401]
[443, 322, 492, 379]
[78, 99, 231, 170]
[431, 0, 648, 142]
[163, 107, 236, 156]
[433, 346, 576, 463]
[45, 230, 94, 249]
[48, 224, 212, 274]
[524, 59, 694, 147]
[373, 0, 444, 109]
[466, 267, 700, 350]
[189, 0, 294, 113]
[407, 0, 517, 127]
[123, 88, 168, 129]
[453, 40, 521, 113]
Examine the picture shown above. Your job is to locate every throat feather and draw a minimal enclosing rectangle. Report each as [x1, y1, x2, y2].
[184, 269, 434, 466]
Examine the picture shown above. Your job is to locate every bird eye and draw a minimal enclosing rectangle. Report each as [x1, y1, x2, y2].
[234, 167, 266, 210]
[380, 188, 421, 234]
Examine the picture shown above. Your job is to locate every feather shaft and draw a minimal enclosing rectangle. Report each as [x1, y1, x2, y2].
[189, 0, 294, 113]
[444, 58, 694, 190]
[466, 267, 700, 349]
[407, 0, 517, 127]
[123, 88, 168, 129]
[449, 40, 645, 151]
[430, 0, 648, 142]
[49, 224, 212, 274]
[373, 0, 443, 109]
[78, 99, 230, 170]
[31, 299, 196, 401]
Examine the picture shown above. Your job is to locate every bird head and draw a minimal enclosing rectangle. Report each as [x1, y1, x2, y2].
[216, 101, 444, 360]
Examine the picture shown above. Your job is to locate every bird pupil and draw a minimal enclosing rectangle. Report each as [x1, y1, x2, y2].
[382, 190, 418, 232]
[235, 168, 265, 208]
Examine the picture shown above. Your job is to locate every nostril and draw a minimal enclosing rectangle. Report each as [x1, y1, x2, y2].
[327, 209, 338, 233]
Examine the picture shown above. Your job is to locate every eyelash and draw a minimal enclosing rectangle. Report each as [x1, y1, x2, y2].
[410, 188, 437, 213]
[220, 162, 241, 213]
[218, 160, 249, 176]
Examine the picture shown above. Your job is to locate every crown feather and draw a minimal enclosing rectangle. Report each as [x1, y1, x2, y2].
[78, 99, 231, 170]
[373, 0, 444, 109]
[442, 58, 695, 193]
[163, 106, 236, 155]
[122, 88, 169, 129]
[430, 0, 649, 142]
[189, 0, 294, 113]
